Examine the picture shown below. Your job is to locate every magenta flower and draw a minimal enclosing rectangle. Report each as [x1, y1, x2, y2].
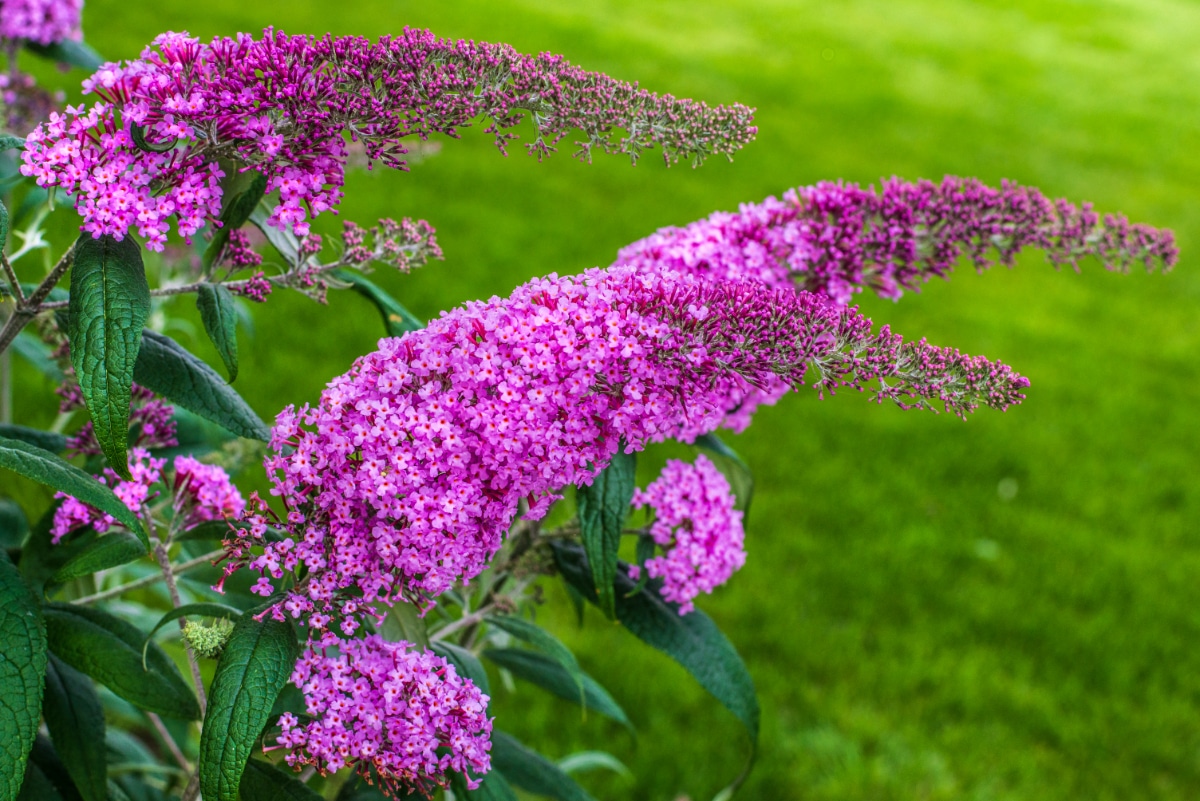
[277, 634, 492, 793]
[225, 265, 1027, 631]
[630, 455, 746, 614]
[172, 456, 245, 531]
[59, 381, 177, 457]
[51, 447, 164, 542]
[0, 0, 82, 45]
[22, 28, 756, 249]
[616, 177, 1178, 304]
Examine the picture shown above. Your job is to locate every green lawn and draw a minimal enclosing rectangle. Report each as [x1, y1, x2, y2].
[10, 0, 1200, 799]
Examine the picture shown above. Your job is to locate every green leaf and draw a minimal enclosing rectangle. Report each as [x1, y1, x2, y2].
[693, 433, 754, 520]
[485, 615, 584, 703]
[142, 602, 241, 667]
[575, 449, 636, 620]
[556, 751, 631, 779]
[0, 550, 47, 801]
[175, 518, 282, 543]
[200, 613, 300, 801]
[133, 329, 270, 441]
[0, 435, 146, 546]
[238, 758, 322, 801]
[195, 284, 239, 382]
[249, 205, 300, 264]
[13, 332, 64, 381]
[43, 655, 107, 801]
[51, 531, 146, 583]
[482, 649, 631, 731]
[0, 498, 28, 548]
[379, 600, 429, 650]
[330, 269, 424, 336]
[0, 424, 67, 453]
[68, 233, 149, 478]
[23, 39, 104, 71]
[16, 762, 63, 801]
[43, 603, 199, 720]
[551, 541, 759, 745]
[491, 731, 595, 801]
[203, 171, 267, 270]
[431, 641, 490, 695]
[452, 770, 518, 801]
[28, 736, 82, 801]
[128, 125, 173, 154]
[0, 135, 25, 152]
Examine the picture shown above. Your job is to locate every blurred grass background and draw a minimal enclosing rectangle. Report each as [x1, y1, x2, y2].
[8, 0, 1200, 799]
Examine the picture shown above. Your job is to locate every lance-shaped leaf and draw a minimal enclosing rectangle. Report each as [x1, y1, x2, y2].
[331, 269, 424, 335]
[0, 197, 8, 253]
[68, 233, 149, 478]
[200, 613, 300, 801]
[0, 424, 66, 454]
[203, 170, 268, 270]
[431, 641, 490, 695]
[51, 531, 146, 583]
[491, 732, 595, 801]
[43, 655, 107, 801]
[452, 770, 518, 801]
[694, 432, 754, 519]
[133, 329, 270, 441]
[43, 603, 199, 720]
[483, 649, 631, 731]
[551, 541, 759, 747]
[0, 499, 28, 548]
[24, 39, 103, 71]
[249, 205, 300, 264]
[0, 550, 47, 801]
[485, 615, 584, 702]
[238, 758, 322, 801]
[379, 599, 429, 650]
[0, 435, 146, 547]
[12, 332, 64, 381]
[575, 449, 636, 620]
[196, 284, 239, 382]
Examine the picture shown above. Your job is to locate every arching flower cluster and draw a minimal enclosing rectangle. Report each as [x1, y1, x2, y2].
[226, 265, 1028, 633]
[615, 177, 1179, 305]
[172, 456, 246, 530]
[21, 27, 756, 248]
[277, 634, 492, 793]
[0, 0, 82, 45]
[630, 455, 746, 615]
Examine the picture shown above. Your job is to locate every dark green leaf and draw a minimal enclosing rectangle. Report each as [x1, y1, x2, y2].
[44, 603, 199, 720]
[0, 424, 67, 453]
[51, 531, 146, 583]
[175, 518, 282, 543]
[551, 541, 759, 744]
[693, 433, 754, 520]
[491, 731, 595, 801]
[379, 600, 429, 649]
[200, 613, 300, 801]
[43, 655, 107, 801]
[485, 615, 584, 702]
[16, 762, 63, 801]
[142, 602, 241, 667]
[331, 269, 424, 335]
[0, 135, 24, 152]
[575, 449, 636, 620]
[12, 332, 64, 381]
[431, 641, 490, 695]
[238, 759, 322, 801]
[203, 171, 267, 270]
[68, 233, 149, 478]
[0, 498, 28, 548]
[0, 550, 47, 801]
[249, 205, 299, 264]
[128, 125, 173, 154]
[0, 435, 145, 546]
[24, 39, 103, 71]
[195, 284, 239, 382]
[29, 736, 82, 801]
[133, 329, 270, 441]
[483, 649, 630, 731]
[452, 770, 518, 801]
[629, 534, 655, 595]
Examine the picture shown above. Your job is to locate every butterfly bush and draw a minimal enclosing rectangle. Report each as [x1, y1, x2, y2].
[19, 28, 757, 249]
[223, 264, 1029, 633]
[0, 0, 82, 45]
[277, 634, 492, 793]
[630, 455, 746, 614]
[50, 447, 165, 542]
[615, 177, 1179, 305]
[172, 456, 246, 530]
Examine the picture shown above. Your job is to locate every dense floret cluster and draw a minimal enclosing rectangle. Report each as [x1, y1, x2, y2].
[616, 177, 1179, 304]
[225, 265, 1028, 633]
[630, 455, 745, 614]
[50, 447, 164, 542]
[20, 28, 756, 249]
[0, 0, 82, 45]
[277, 634, 492, 793]
[172, 456, 246, 530]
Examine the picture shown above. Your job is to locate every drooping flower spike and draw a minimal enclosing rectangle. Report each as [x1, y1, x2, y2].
[615, 176, 1179, 305]
[21, 28, 757, 249]
[224, 265, 1028, 632]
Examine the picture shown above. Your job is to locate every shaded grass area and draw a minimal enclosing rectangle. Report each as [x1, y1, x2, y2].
[6, 0, 1200, 798]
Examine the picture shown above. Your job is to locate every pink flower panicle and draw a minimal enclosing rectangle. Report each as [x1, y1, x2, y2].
[231, 271, 272, 302]
[50, 447, 164, 542]
[172, 455, 245, 531]
[59, 381, 177, 456]
[630, 455, 745, 614]
[225, 265, 1026, 631]
[616, 176, 1179, 305]
[222, 228, 263, 268]
[21, 28, 755, 249]
[0, 0, 82, 45]
[277, 634, 492, 794]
